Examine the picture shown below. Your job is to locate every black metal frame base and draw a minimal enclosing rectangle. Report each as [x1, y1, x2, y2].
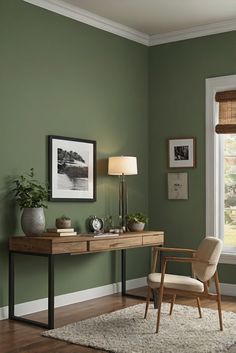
[9, 251, 55, 329]
[9, 247, 158, 329]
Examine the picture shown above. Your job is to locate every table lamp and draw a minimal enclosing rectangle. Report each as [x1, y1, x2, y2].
[108, 156, 138, 230]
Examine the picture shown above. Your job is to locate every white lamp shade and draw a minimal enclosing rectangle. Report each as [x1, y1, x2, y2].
[108, 156, 138, 175]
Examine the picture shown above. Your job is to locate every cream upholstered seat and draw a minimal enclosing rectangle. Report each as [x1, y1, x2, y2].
[148, 273, 204, 292]
[144, 237, 223, 333]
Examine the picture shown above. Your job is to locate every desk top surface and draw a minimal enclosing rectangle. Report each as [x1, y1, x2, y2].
[9, 231, 164, 254]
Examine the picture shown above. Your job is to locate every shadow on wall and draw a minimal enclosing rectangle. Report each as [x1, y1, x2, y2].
[97, 158, 108, 177]
[0, 176, 18, 241]
[0, 177, 18, 308]
[97, 158, 118, 220]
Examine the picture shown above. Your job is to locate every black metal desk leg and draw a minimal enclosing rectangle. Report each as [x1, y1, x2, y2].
[9, 251, 15, 319]
[121, 249, 126, 295]
[121, 248, 151, 301]
[48, 254, 55, 329]
[8, 251, 55, 329]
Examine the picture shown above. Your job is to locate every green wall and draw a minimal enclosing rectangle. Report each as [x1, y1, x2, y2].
[0, 0, 149, 306]
[1, 0, 236, 309]
[149, 31, 236, 282]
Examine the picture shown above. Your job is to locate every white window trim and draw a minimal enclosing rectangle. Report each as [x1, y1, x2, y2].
[206, 74, 236, 265]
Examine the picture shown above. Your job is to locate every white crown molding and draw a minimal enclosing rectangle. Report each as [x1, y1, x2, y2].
[23, 0, 236, 46]
[0, 276, 146, 320]
[23, 0, 149, 45]
[149, 18, 236, 46]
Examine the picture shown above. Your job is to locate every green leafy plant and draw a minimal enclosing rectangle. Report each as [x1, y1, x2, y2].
[126, 212, 148, 224]
[13, 168, 48, 209]
[58, 215, 71, 220]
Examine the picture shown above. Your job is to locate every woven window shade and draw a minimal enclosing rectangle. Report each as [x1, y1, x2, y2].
[215, 90, 236, 133]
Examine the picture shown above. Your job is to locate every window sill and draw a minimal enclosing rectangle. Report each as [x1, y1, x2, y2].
[219, 253, 236, 265]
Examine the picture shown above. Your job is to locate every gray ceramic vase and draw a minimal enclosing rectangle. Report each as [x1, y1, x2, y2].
[127, 222, 145, 232]
[21, 207, 45, 236]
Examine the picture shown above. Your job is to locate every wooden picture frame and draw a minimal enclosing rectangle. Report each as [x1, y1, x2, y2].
[168, 137, 196, 168]
[168, 172, 188, 200]
[48, 135, 96, 202]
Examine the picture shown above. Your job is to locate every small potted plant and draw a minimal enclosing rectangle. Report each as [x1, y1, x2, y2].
[13, 168, 48, 236]
[56, 215, 72, 229]
[126, 212, 148, 232]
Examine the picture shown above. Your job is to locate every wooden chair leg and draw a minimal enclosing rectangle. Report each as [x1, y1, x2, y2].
[152, 289, 158, 309]
[169, 294, 176, 316]
[156, 286, 164, 333]
[144, 286, 151, 319]
[196, 297, 202, 318]
[214, 272, 223, 331]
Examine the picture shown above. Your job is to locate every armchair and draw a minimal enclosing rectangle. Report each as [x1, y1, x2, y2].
[144, 237, 223, 333]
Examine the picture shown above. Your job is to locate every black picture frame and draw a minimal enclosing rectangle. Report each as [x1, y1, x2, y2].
[48, 135, 96, 202]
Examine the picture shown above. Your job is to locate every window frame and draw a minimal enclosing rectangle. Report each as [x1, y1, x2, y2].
[206, 74, 236, 265]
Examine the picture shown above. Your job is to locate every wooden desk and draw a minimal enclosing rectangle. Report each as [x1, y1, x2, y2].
[9, 231, 164, 328]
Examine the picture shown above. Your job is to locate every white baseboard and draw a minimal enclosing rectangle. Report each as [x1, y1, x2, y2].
[1, 278, 235, 321]
[210, 282, 236, 297]
[0, 276, 146, 321]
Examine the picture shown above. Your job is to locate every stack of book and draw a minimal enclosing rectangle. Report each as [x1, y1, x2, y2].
[43, 228, 77, 237]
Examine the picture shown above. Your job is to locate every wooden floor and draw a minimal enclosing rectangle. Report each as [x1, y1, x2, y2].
[1, 287, 236, 353]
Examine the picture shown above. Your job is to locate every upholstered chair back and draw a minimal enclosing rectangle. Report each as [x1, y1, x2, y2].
[192, 237, 222, 282]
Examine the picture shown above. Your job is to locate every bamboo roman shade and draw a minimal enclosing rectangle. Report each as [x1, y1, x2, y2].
[215, 90, 236, 133]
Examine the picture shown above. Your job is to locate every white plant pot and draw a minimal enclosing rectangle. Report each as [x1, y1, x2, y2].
[21, 207, 45, 236]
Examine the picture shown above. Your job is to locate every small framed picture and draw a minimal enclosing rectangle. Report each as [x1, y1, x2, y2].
[168, 137, 196, 168]
[168, 172, 188, 200]
[48, 135, 96, 202]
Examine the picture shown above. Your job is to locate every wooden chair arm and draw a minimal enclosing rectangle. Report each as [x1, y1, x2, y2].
[163, 256, 214, 265]
[151, 247, 197, 274]
[158, 247, 196, 254]
[159, 256, 215, 286]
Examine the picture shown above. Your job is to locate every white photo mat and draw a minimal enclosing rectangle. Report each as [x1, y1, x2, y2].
[168, 172, 188, 200]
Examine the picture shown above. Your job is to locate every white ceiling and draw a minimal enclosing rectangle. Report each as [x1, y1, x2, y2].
[24, 0, 236, 45]
[65, 0, 236, 35]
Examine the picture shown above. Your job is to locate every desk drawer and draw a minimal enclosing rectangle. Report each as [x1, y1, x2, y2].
[143, 234, 164, 246]
[52, 241, 87, 254]
[89, 237, 142, 252]
[9, 238, 52, 253]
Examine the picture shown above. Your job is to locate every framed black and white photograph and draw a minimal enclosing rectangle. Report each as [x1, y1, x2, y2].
[168, 137, 196, 168]
[168, 172, 188, 200]
[48, 135, 96, 201]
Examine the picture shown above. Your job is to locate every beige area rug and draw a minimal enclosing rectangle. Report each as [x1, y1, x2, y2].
[42, 303, 236, 353]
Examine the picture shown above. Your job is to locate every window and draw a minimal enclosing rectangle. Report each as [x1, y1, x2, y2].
[221, 134, 236, 252]
[206, 74, 236, 264]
